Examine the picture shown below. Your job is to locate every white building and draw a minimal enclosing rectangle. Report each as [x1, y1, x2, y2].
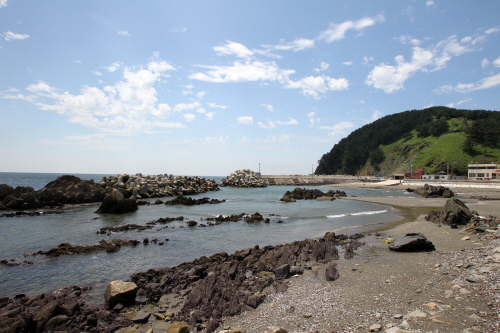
[468, 163, 500, 180]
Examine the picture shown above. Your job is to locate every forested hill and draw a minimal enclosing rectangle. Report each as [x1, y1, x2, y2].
[315, 107, 500, 177]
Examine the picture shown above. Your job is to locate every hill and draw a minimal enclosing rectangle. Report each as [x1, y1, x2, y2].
[315, 106, 500, 177]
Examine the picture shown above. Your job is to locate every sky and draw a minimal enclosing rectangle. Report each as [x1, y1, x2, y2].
[1, 1, 500, 176]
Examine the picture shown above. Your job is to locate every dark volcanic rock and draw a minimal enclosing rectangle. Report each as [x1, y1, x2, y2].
[414, 184, 454, 198]
[273, 264, 290, 280]
[98, 224, 152, 234]
[325, 264, 340, 281]
[95, 189, 138, 214]
[389, 233, 435, 252]
[165, 195, 226, 206]
[280, 188, 346, 202]
[425, 198, 473, 227]
[34, 239, 141, 257]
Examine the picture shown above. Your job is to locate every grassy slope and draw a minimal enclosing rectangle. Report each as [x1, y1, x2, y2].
[375, 127, 500, 176]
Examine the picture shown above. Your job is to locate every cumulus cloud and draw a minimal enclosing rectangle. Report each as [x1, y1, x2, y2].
[204, 135, 228, 144]
[214, 41, 254, 58]
[320, 121, 355, 137]
[366, 31, 495, 93]
[0, 0, 8, 8]
[435, 73, 500, 93]
[183, 113, 195, 122]
[318, 15, 385, 43]
[261, 104, 274, 112]
[342, 61, 353, 66]
[0, 57, 194, 134]
[3, 31, 30, 41]
[285, 76, 348, 99]
[207, 102, 228, 109]
[118, 30, 131, 37]
[493, 57, 500, 67]
[481, 58, 490, 68]
[189, 60, 295, 83]
[104, 62, 123, 72]
[314, 62, 330, 72]
[447, 98, 471, 108]
[258, 121, 276, 129]
[307, 112, 320, 127]
[268, 38, 315, 52]
[238, 116, 253, 124]
[371, 110, 383, 121]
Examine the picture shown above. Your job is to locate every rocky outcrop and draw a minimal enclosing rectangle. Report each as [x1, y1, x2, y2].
[414, 184, 454, 198]
[0, 286, 132, 333]
[104, 280, 139, 309]
[95, 189, 138, 214]
[280, 188, 347, 202]
[221, 169, 267, 187]
[425, 198, 473, 227]
[130, 232, 364, 332]
[0, 174, 220, 211]
[388, 233, 435, 252]
[34, 239, 142, 257]
[98, 224, 152, 234]
[164, 195, 226, 206]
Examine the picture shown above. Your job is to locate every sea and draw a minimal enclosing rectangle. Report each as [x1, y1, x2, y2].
[0, 172, 418, 301]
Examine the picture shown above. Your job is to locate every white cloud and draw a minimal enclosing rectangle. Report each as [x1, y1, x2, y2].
[342, 61, 353, 66]
[118, 30, 131, 37]
[318, 15, 385, 43]
[481, 58, 490, 68]
[362, 56, 373, 65]
[493, 57, 500, 67]
[275, 118, 298, 125]
[447, 98, 472, 108]
[0, 0, 8, 8]
[0, 57, 189, 134]
[307, 112, 320, 127]
[426, 0, 435, 7]
[435, 73, 500, 93]
[261, 104, 274, 112]
[183, 113, 195, 122]
[371, 110, 383, 121]
[92, 70, 103, 76]
[285, 75, 349, 99]
[366, 32, 492, 93]
[205, 112, 215, 120]
[207, 102, 228, 109]
[238, 116, 253, 124]
[213, 41, 254, 58]
[314, 62, 330, 72]
[104, 62, 123, 72]
[204, 135, 228, 144]
[189, 60, 295, 83]
[395, 35, 421, 46]
[173, 101, 201, 112]
[196, 91, 206, 99]
[269, 38, 315, 52]
[320, 121, 355, 137]
[258, 121, 276, 129]
[4, 31, 30, 41]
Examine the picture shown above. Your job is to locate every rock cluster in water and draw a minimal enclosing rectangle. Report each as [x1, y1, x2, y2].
[221, 169, 267, 187]
[0, 174, 220, 211]
[280, 188, 347, 202]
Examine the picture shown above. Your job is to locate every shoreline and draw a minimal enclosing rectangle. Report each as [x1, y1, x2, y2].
[2, 183, 499, 332]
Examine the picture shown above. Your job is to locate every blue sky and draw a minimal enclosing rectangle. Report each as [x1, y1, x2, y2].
[1, 1, 499, 176]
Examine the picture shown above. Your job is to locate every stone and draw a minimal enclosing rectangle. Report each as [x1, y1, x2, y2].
[131, 312, 150, 323]
[406, 310, 427, 318]
[425, 198, 472, 227]
[166, 321, 191, 333]
[263, 327, 287, 333]
[104, 280, 139, 308]
[274, 264, 290, 280]
[384, 328, 414, 333]
[95, 189, 138, 214]
[325, 264, 340, 281]
[389, 233, 435, 252]
[370, 323, 382, 331]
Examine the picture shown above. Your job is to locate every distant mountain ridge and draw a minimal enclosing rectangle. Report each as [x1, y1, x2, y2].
[315, 106, 500, 177]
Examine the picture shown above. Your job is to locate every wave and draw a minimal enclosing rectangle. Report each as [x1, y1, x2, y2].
[327, 209, 388, 219]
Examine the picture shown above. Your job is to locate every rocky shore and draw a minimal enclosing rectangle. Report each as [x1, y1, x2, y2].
[221, 170, 267, 188]
[1, 181, 500, 333]
[0, 174, 220, 211]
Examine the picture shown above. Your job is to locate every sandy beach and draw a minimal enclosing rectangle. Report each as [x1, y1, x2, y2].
[216, 182, 500, 333]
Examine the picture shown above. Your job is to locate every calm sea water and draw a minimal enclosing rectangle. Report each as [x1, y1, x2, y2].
[0, 172, 417, 300]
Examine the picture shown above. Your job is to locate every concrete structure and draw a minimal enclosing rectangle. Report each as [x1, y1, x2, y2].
[422, 171, 450, 180]
[468, 163, 500, 180]
[404, 167, 425, 179]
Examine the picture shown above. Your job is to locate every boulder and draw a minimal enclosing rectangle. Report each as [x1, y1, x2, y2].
[104, 280, 139, 308]
[95, 189, 138, 214]
[274, 264, 290, 280]
[166, 321, 191, 333]
[425, 198, 473, 227]
[221, 169, 267, 187]
[325, 264, 340, 281]
[414, 184, 454, 198]
[389, 233, 435, 252]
